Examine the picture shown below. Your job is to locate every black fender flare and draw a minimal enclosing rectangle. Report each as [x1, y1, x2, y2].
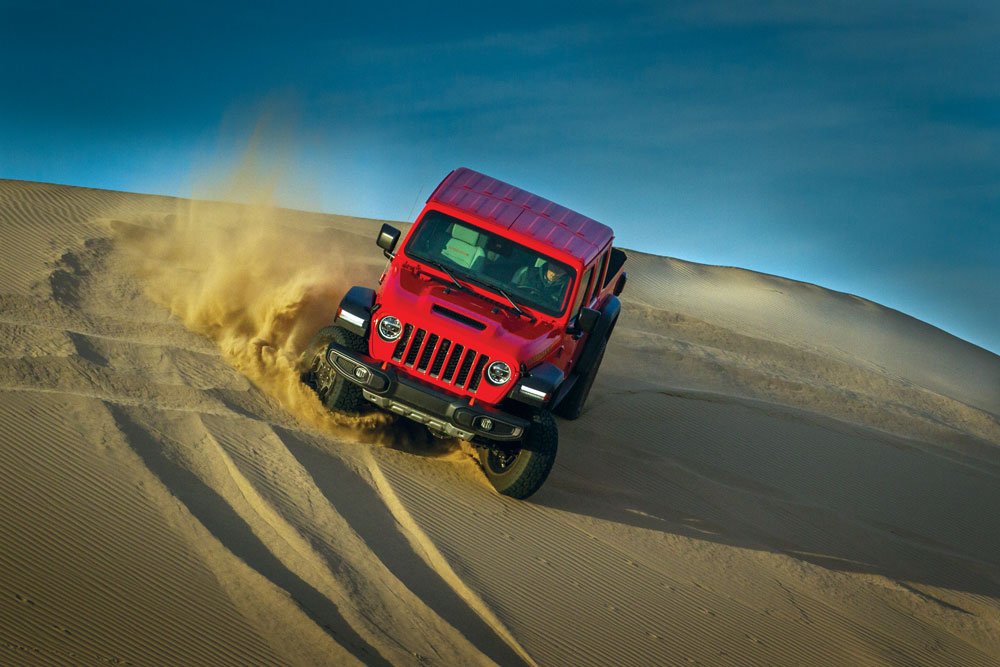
[576, 295, 620, 373]
[334, 286, 376, 337]
[510, 361, 565, 408]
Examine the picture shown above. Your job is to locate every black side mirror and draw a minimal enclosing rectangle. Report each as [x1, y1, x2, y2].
[576, 306, 600, 334]
[376, 224, 401, 258]
[613, 272, 628, 296]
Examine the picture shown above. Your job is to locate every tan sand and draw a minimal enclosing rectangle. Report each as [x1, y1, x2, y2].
[0, 177, 997, 665]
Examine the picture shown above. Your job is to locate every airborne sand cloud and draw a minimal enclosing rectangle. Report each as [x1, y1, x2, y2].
[111, 138, 402, 437]
[116, 194, 392, 433]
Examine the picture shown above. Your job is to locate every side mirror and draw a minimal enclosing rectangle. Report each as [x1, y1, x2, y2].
[613, 272, 628, 297]
[576, 307, 600, 334]
[376, 224, 401, 258]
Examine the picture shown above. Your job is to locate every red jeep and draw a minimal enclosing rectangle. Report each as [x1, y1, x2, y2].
[301, 168, 627, 499]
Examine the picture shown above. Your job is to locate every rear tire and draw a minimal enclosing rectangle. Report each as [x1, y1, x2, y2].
[478, 412, 558, 499]
[299, 325, 371, 415]
[554, 335, 607, 420]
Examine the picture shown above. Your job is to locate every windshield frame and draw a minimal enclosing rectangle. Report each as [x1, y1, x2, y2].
[402, 210, 578, 318]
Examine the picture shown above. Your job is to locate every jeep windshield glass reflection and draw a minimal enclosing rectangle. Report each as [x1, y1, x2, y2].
[404, 210, 575, 316]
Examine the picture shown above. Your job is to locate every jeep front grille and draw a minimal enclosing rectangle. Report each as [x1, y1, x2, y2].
[390, 324, 489, 392]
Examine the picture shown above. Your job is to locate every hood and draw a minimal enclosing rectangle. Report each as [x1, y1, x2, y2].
[373, 264, 562, 368]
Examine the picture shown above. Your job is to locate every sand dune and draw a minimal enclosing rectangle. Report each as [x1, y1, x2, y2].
[0, 178, 998, 665]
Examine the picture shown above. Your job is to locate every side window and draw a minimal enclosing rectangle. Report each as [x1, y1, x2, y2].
[571, 266, 595, 316]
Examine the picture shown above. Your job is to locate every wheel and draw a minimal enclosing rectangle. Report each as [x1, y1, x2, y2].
[477, 412, 558, 499]
[299, 325, 371, 415]
[554, 334, 607, 420]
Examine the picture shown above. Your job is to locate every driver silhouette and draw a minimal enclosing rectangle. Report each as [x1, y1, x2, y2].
[517, 260, 570, 307]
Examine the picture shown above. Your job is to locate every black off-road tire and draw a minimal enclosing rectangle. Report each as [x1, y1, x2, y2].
[554, 334, 607, 420]
[478, 412, 558, 499]
[299, 325, 371, 415]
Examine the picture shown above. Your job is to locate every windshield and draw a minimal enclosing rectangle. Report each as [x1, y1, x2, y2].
[404, 210, 575, 316]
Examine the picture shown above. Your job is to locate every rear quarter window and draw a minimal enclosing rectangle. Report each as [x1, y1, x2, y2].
[595, 250, 610, 293]
[570, 265, 595, 315]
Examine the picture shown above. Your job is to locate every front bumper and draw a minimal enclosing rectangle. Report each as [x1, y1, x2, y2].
[325, 342, 529, 442]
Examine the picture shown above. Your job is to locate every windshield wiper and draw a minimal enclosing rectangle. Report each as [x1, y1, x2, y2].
[417, 256, 535, 321]
[494, 286, 535, 321]
[423, 259, 465, 291]
[455, 272, 536, 322]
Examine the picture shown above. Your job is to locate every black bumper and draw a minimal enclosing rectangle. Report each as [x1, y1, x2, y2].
[325, 342, 529, 442]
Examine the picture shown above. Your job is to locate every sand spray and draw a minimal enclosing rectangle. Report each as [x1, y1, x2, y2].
[114, 123, 402, 439]
[128, 200, 397, 435]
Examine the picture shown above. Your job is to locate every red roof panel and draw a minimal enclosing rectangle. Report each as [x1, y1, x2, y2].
[427, 168, 613, 264]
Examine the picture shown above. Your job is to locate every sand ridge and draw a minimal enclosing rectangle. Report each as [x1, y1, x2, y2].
[0, 177, 998, 665]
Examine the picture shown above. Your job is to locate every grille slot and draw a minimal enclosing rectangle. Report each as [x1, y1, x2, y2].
[468, 355, 489, 392]
[430, 340, 451, 376]
[417, 334, 439, 372]
[392, 324, 414, 360]
[404, 329, 425, 366]
[391, 324, 489, 392]
[454, 349, 477, 387]
[442, 344, 464, 382]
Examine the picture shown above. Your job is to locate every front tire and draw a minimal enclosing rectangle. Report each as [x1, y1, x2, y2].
[478, 412, 558, 499]
[299, 325, 371, 415]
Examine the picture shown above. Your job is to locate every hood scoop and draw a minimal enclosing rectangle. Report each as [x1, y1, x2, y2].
[432, 304, 488, 331]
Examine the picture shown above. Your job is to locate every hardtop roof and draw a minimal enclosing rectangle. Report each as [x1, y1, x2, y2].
[426, 167, 613, 265]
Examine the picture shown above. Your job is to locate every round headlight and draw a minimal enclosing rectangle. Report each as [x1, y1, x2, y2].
[377, 315, 402, 341]
[486, 361, 512, 385]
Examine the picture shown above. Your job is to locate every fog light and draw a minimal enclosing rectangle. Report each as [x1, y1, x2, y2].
[354, 366, 370, 381]
[480, 417, 493, 431]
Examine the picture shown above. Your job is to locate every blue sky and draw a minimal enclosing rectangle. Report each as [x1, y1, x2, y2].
[2, 1, 998, 353]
